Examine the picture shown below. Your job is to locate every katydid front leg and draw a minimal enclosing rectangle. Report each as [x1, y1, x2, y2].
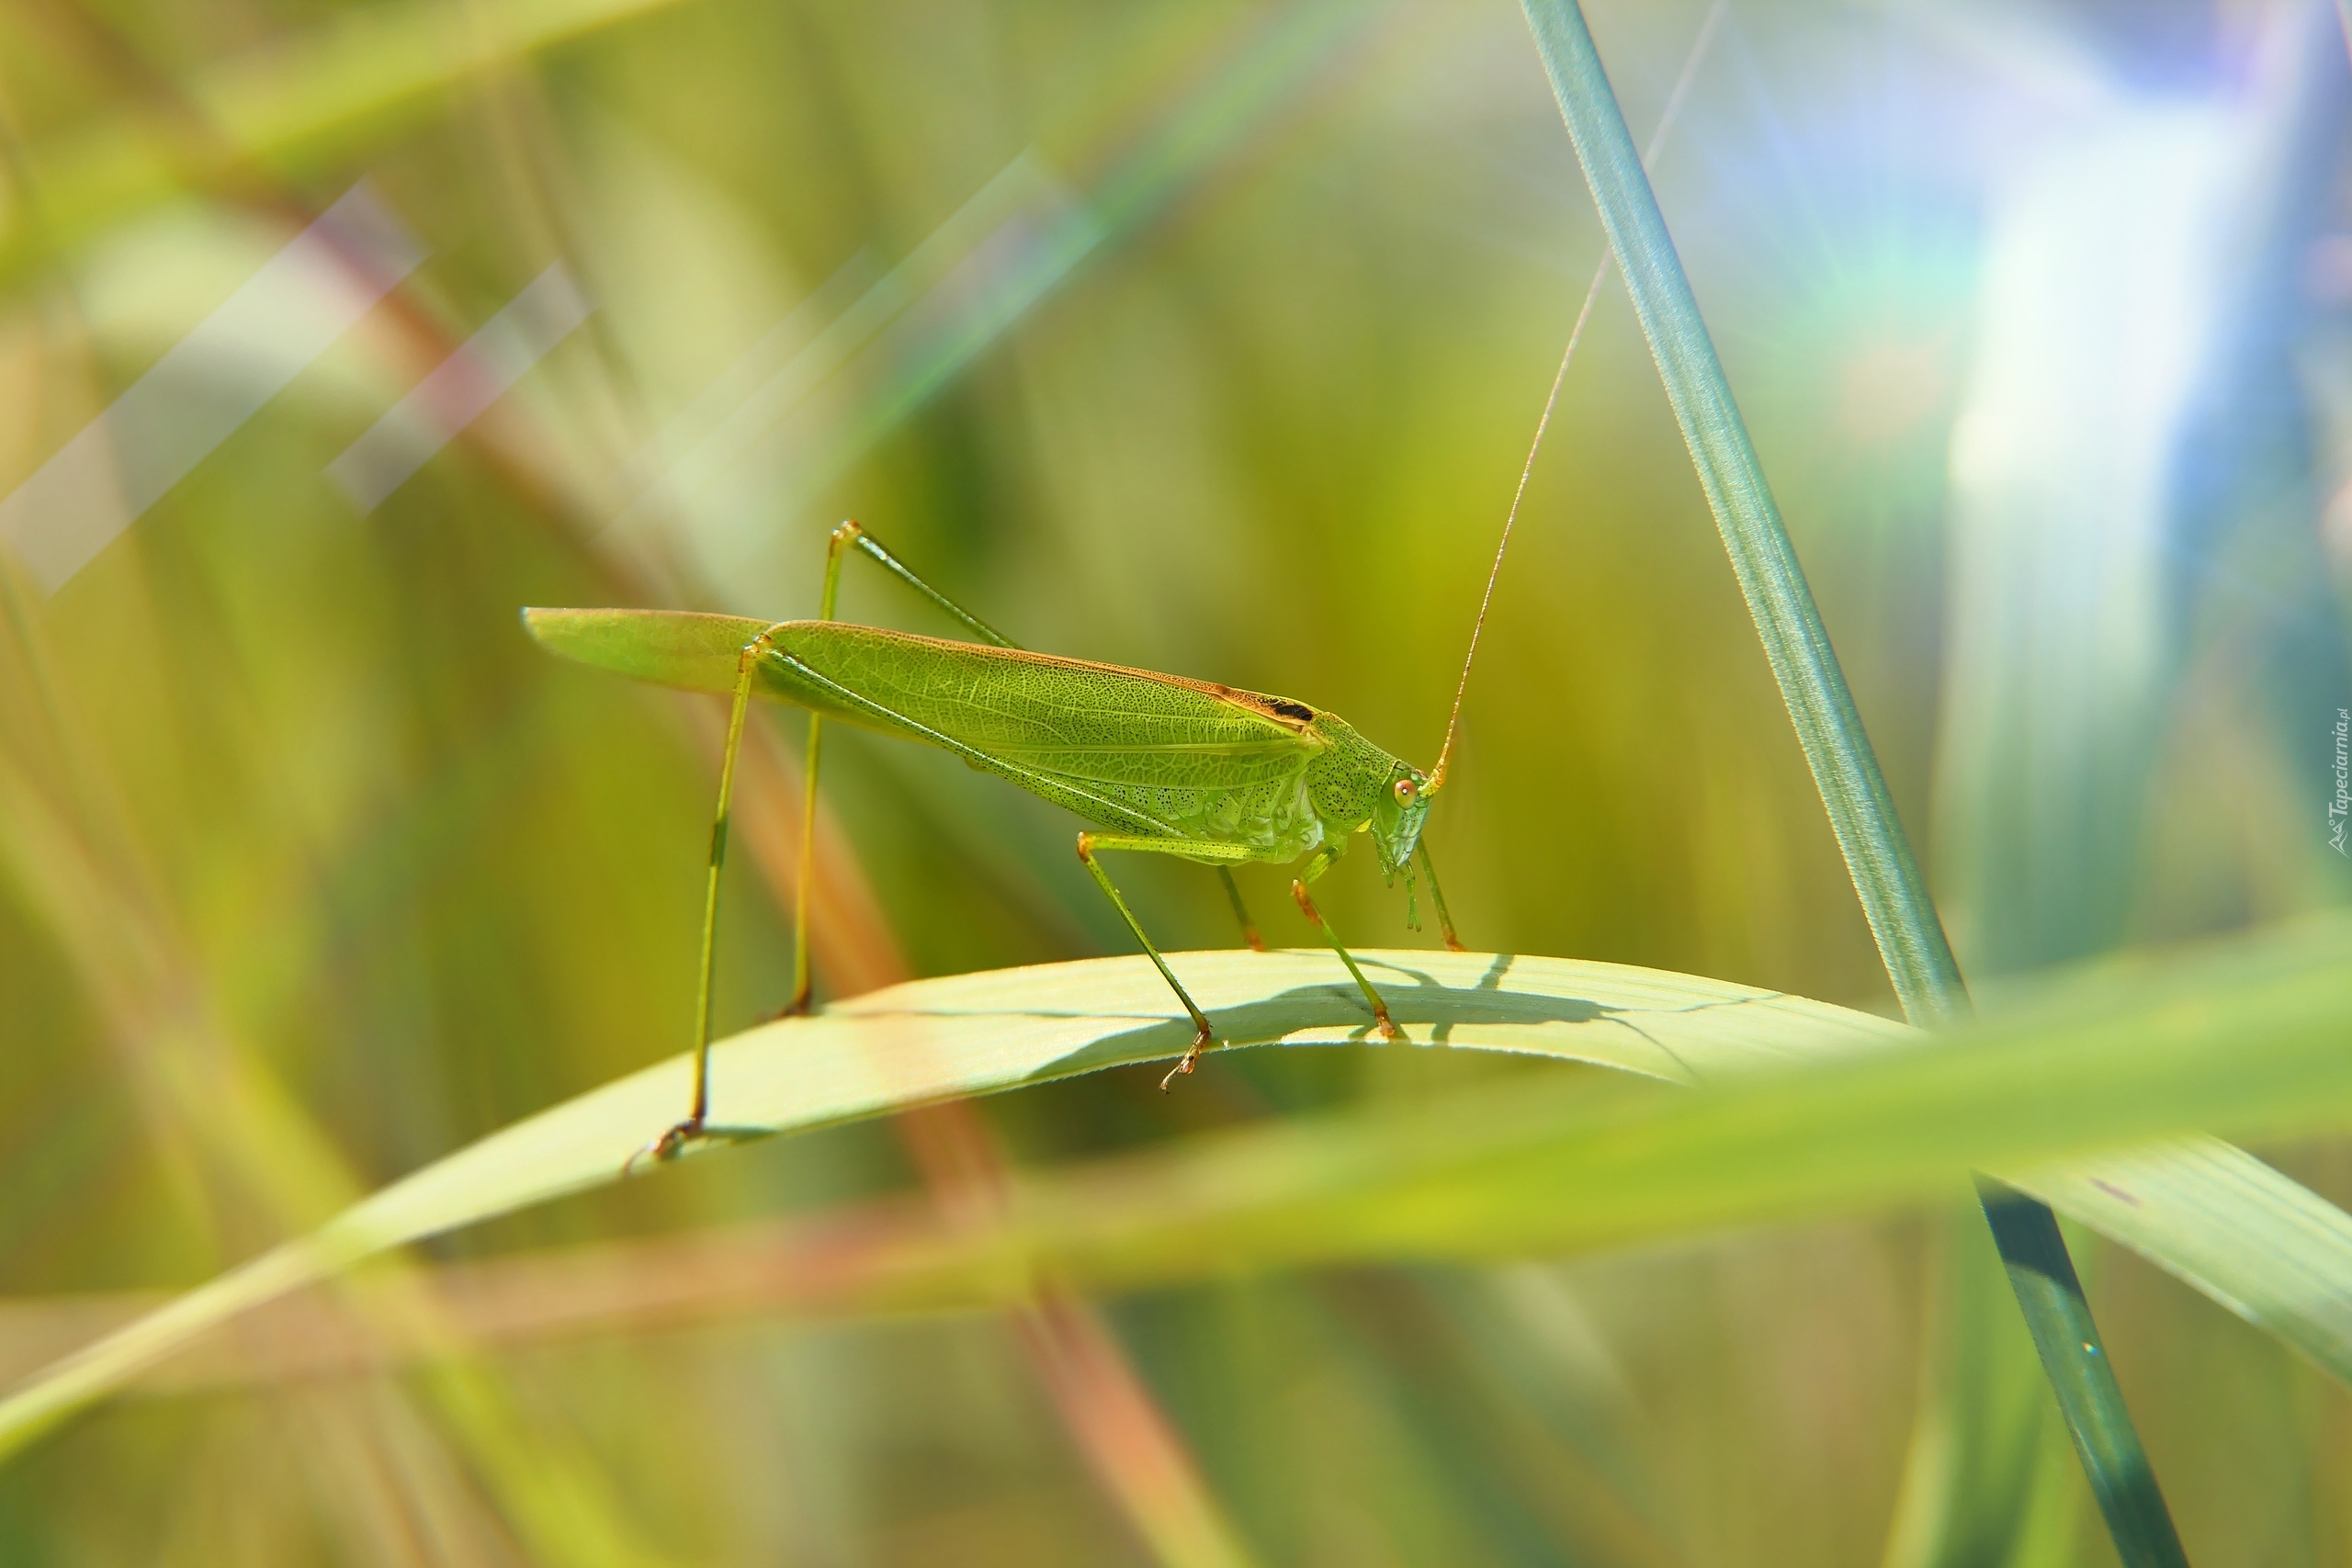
[1415, 840, 1466, 954]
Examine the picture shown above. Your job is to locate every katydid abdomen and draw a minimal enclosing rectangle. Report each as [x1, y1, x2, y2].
[525, 608, 1418, 867]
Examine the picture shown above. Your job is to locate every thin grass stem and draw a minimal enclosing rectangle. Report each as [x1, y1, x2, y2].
[1513, 3, 2187, 1561]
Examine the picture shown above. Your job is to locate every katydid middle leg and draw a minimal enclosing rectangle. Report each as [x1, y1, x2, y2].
[1074, 832, 1258, 1089]
[1290, 847, 1403, 1041]
[1217, 867, 1267, 953]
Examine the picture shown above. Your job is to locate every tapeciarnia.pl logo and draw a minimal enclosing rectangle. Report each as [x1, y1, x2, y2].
[2332, 708, 2349, 857]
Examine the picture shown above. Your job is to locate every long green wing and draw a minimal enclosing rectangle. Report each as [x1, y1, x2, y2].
[523, 609, 1326, 852]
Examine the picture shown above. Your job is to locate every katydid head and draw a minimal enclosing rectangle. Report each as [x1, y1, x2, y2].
[1369, 765, 1432, 882]
[1303, 717, 1429, 880]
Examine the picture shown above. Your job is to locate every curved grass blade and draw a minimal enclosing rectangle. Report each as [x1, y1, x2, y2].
[2016, 1137, 2352, 1381]
[0, 949, 1904, 1461]
[10, 919, 2352, 1463]
[1513, 4, 2184, 1558]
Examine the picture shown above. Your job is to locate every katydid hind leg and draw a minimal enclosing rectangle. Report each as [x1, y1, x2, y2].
[780, 523, 865, 1018]
[830, 519, 1021, 649]
[1217, 867, 1267, 953]
[649, 519, 1005, 1169]
[786, 519, 1003, 1017]
[1291, 852, 1402, 1041]
[633, 625, 784, 1174]
[782, 704, 823, 1018]
[1074, 832, 1243, 1089]
[778, 519, 1028, 1020]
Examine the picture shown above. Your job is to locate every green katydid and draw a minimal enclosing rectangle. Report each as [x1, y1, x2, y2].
[523, 2, 1720, 1170]
[524, 515, 1511, 1167]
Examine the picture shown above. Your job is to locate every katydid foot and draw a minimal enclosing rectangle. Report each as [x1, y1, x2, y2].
[763, 985, 817, 1024]
[1159, 1018, 1218, 1092]
[623, 1116, 706, 1177]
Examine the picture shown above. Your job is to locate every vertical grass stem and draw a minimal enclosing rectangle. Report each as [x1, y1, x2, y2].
[1514, 3, 2187, 1560]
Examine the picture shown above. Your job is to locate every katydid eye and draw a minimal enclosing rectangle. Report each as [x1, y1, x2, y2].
[1394, 778, 1417, 802]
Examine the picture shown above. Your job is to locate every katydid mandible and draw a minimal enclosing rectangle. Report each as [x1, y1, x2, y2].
[526, 517, 1513, 1168]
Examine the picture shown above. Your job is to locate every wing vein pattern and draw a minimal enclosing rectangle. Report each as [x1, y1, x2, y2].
[764, 624, 1327, 859]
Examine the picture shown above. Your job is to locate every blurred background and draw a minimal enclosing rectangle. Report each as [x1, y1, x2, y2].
[2, 0, 2350, 1561]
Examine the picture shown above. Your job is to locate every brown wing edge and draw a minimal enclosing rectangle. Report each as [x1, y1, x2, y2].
[525, 610, 1325, 739]
[794, 624, 1322, 736]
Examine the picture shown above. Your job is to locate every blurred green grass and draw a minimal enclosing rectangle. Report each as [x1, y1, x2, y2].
[3, 0, 2351, 1563]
